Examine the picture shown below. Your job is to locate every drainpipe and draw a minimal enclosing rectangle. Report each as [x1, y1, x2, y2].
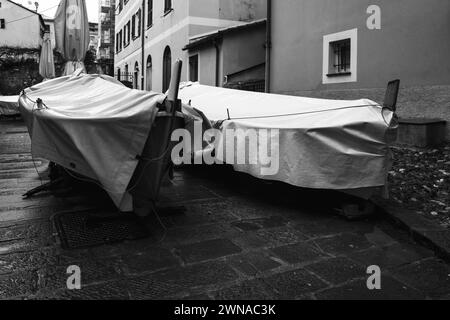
[141, 0, 146, 89]
[214, 38, 221, 87]
[265, 0, 272, 93]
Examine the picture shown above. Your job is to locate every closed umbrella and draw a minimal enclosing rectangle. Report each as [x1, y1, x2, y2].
[54, 0, 90, 75]
[39, 32, 55, 80]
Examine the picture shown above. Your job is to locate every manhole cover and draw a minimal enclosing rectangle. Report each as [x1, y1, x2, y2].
[54, 210, 150, 249]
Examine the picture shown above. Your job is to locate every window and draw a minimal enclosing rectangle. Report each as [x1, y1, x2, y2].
[118, 0, 123, 13]
[322, 28, 357, 84]
[136, 10, 141, 37]
[162, 46, 172, 92]
[127, 21, 131, 43]
[132, 15, 136, 39]
[0, 19, 5, 29]
[117, 68, 121, 81]
[134, 62, 140, 89]
[123, 21, 130, 46]
[146, 55, 152, 91]
[164, 0, 172, 14]
[147, 0, 153, 27]
[104, 30, 110, 43]
[189, 55, 199, 82]
[330, 39, 350, 74]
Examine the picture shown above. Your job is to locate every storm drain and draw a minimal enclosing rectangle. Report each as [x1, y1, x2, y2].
[54, 210, 150, 249]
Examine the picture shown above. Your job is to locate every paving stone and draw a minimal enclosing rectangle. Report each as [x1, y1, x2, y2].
[315, 277, 425, 300]
[349, 244, 433, 270]
[214, 279, 276, 300]
[121, 248, 179, 275]
[0, 222, 55, 254]
[44, 281, 131, 300]
[38, 256, 124, 290]
[163, 223, 240, 246]
[232, 232, 269, 250]
[306, 257, 366, 285]
[0, 271, 38, 299]
[392, 259, 450, 298]
[175, 239, 242, 263]
[271, 242, 326, 265]
[225, 199, 282, 220]
[364, 227, 399, 247]
[146, 261, 238, 290]
[419, 230, 450, 261]
[313, 233, 373, 255]
[0, 248, 57, 275]
[265, 269, 328, 299]
[161, 201, 237, 228]
[158, 184, 220, 204]
[183, 293, 212, 300]
[293, 218, 372, 239]
[256, 226, 309, 246]
[0, 221, 53, 242]
[232, 221, 261, 231]
[227, 251, 282, 276]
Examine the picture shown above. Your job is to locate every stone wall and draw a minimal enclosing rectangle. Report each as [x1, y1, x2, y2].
[0, 48, 41, 95]
[276, 85, 450, 140]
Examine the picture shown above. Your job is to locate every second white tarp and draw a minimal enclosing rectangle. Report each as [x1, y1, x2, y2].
[178, 83, 394, 198]
[0, 96, 20, 116]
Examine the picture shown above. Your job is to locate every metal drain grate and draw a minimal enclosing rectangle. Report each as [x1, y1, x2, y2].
[54, 210, 150, 249]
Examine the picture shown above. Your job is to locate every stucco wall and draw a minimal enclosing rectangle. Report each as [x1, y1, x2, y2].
[0, 1, 42, 48]
[271, 0, 450, 139]
[219, 0, 267, 21]
[222, 24, 266, 81]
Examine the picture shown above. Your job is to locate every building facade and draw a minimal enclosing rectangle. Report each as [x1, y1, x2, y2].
[0, 0, 46, 94]
[0, 0, 45, 48]
[183, 19, 266, 90]
[269, 0, 450, 138]
[114, 0, 267, 92]
[97, 0, 115, 76]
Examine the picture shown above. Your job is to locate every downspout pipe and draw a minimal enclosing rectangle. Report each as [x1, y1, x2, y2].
[265, 0, 272, 93]
[214, 39, 221, 87]
[141, 0, 146, 89]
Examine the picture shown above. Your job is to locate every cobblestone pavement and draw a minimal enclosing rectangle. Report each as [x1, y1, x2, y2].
[1, 120, 450, 300]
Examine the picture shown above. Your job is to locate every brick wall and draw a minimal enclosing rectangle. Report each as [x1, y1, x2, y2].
[277, 85, 450, 140]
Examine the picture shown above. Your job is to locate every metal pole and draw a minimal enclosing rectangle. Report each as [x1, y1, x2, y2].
[141, 0, 146, 89]
[265, 0, 272, 93]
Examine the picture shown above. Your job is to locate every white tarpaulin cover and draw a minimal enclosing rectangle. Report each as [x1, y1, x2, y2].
[0, 96, 19, 116]
[19, 74, 166, 210]
[179, 83, 394, 198]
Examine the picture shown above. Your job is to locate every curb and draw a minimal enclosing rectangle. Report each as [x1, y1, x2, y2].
[373, 197, 450, 263]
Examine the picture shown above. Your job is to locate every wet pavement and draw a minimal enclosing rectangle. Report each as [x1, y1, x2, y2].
[1, 119, 450, 300]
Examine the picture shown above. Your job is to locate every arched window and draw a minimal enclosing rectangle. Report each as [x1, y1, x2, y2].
[133, 62, 140, 89]
[162, 46, 171, 92]
[117, 68, 121, 81]
[146, 55, 152, 91]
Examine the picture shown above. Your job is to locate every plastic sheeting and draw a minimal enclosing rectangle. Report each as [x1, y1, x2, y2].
[178, 83, 394, 198]
[39, 33, 56, 80]
[0, 96, 19, 116]
[19, 74, 166, 210]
